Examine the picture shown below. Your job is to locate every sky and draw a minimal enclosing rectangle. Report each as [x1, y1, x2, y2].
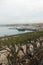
[0, 0, 43, 24]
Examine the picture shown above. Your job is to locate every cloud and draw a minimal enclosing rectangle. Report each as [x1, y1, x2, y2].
[0, 0, 43, 24]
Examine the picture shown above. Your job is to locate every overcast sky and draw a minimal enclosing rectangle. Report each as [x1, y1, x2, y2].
[0, 0, 43, 24]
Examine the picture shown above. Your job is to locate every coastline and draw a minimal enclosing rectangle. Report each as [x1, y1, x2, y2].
[0, 30, 43, 65]
[0, 30, 43, 46]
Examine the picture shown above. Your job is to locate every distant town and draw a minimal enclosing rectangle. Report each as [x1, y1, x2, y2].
[0, 23, 43, 31]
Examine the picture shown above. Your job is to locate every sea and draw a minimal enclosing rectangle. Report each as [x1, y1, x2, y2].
[0, 26, 32, 37]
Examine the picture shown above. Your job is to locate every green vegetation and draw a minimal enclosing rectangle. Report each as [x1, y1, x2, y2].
[0, 30, 43, 46]
[0, 30, 43, 65]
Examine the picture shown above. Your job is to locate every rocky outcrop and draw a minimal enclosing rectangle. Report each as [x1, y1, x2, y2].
[0, 37, 43, 65]
[0, 47, 11, 65]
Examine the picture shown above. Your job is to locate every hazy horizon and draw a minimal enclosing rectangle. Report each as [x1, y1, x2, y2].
[0, 0, 43, 24]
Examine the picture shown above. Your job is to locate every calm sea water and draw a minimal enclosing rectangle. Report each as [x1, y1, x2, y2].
[0, 27, 32, 37]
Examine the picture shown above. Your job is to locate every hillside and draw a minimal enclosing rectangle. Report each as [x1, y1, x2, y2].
[0, 30, 43, 65]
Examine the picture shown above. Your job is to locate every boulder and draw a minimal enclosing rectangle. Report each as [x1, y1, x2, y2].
[21, 45, 26, 54]
[0, 47, 11, 65]
[0, 53, 9, 65]
[17, 50, 24, 59]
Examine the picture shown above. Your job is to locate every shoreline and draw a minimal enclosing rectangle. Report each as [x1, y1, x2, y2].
[0, 30, 43, 65]
[0, 30, 43, 46]
[0, 31, 33, 38]
[0, 30, 43, 39]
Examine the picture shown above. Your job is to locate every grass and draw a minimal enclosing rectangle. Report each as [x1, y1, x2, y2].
[0, 30, 43, 46]
[0, 30, 43, 64]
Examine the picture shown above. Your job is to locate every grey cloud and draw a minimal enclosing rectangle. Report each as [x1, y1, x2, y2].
[0, 0, 43, 24]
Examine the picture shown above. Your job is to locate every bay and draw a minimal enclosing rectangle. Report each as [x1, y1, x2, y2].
[0, 27, 32, 37]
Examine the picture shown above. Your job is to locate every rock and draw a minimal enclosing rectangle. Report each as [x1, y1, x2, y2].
[0, 47, 11, 65]
[42, 42, 43, 47]
[17, 50, 24, 59]
[15, 44, 19, 52]
[1, 38, 5, 41]
[31, 40, 35, 43]
[0, 54, 9, 65]
[25, 59, 28, 64]
[36, 41, 40, 48]
[27, 44, 34, 56]
[39, 37, 43, 41]
[21, 45, 26, 54]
